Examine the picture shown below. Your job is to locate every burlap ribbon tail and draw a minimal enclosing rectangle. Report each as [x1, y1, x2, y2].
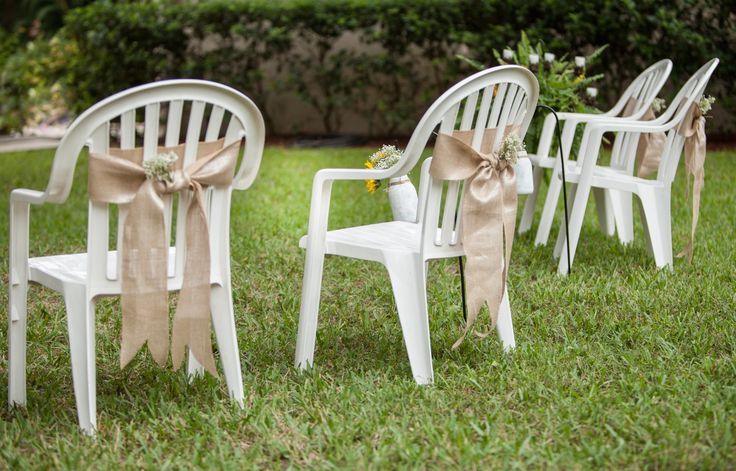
[88, 138, 241, 375]
[429, 127, 518, 349]
[622, 97, 666, 178]
[676, 102, 707, 262]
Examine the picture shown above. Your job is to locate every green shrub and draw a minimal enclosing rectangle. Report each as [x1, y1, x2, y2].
[1, 0, 733, 136]
[0, 33, 73, 133]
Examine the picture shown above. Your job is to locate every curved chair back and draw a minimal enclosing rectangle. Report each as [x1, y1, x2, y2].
[394, 66, 539, 259]
[656, 58, 719, 183]
[610, 59, 718, 183]
[46, 80, 265, 296]
[607, 59, 673, 119]
[608, 59, 673, 168]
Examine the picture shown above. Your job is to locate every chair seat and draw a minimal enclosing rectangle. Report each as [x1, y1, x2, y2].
[29, 247, 178, 294]
[299, 221, 468, 263]
[561, 164, 665, 192]
[300, 221, 422, 263]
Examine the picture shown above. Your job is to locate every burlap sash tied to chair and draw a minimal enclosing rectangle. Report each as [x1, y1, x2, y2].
[676, 101, 707, 262]
[622, 97, 666, 178]
[429, 127, 518, 349]
[88, 138, 241, 375]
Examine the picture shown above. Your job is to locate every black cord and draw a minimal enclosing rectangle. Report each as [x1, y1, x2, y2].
[536, 104, 572, 275]
[456, 104, 572, 323]
[458, 255, 467, 322]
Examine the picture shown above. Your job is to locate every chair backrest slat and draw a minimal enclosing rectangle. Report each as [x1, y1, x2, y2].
[165, 100, 184, 147]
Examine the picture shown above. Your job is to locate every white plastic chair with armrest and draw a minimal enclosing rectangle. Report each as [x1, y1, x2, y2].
[519, 59, 672, 245]
[295, 66, 539, 384]
[7, 79, 265, 433]
[553, 59, 719, 274]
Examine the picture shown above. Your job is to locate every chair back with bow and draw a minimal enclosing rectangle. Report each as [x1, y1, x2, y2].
[608, 59, 673, 169]
[611, 59, 718, 184]
[653, 59, 719, 184]
[395, 66, 539, 259]
[47, 80, 265, 297]
[608, 59, 673, 119]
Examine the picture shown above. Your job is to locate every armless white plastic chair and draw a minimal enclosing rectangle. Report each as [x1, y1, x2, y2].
[554, 59, 719, 274]
[295, 66, 539, 384]
[519, 59, 672, 246]
[7, 80, 266, 433]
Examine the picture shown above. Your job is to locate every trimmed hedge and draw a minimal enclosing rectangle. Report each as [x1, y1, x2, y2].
[16, 0, 736, 135]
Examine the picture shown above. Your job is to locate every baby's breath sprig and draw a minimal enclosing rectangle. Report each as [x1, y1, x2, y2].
[698, 95, 716, 117]
[143, 151, 179, 183]
[365, 145, 403, 193]
[498, 134, 526, 165]
[652, 97, 666, 114]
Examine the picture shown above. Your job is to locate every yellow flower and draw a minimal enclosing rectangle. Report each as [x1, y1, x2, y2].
[365, 179, 378, 193]
[364, 160, 374, 169]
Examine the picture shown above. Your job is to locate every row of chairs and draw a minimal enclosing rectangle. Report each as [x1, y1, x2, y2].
[520, 58, 719, 274]
[7, 59, 717, 433]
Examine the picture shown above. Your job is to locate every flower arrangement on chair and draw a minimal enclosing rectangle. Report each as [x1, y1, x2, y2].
[364, 144, 402, 193]
[364, 144, 418, 222]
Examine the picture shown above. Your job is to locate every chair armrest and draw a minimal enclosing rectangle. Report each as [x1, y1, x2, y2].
[553, 111, 613, 122]
[587, 118, 674, 135]
[313, 167, 393, 183]
[10, 189, 46, 205]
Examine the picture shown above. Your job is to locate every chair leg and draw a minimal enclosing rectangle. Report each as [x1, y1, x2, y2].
[519, 165, 545, 234]
[593, 188, 616, 237]
[609, 189, 634, 244]
[210, 282, 244, 406]
[8, 199, 30, 408]
[8, 273, 29, 408]
[558, 181, 593, 275]
[638, 187, 673, 268]
[295, 248, 326, 370]
[64, 285, 96, 434]
[496, 285, 515, 351]
[637, 196, 655, 257]
[535, 167, 563, 246]
[384, 254, 433, 385]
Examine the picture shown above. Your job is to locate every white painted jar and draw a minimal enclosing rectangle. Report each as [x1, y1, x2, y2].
[514, 155, 534, 195]
[388, 175, 418, 222]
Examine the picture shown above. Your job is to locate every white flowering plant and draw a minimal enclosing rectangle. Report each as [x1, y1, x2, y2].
[652, 97, 666, 114]
[143, 151, 179, 183]
[698, 95, 716, 117]
[498, 134, 526, 165]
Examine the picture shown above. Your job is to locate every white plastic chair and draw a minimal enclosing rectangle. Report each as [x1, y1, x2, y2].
[553, 59, 719, 274]
[519, 59, 673, 246]
[7, 80, 266, 433]
[294, 66, 539, 384]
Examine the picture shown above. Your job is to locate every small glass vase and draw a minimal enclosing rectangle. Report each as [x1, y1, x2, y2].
[388, 175, 418, 222]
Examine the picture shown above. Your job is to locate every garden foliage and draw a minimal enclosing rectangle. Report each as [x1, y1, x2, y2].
[0, 0, 733, 136]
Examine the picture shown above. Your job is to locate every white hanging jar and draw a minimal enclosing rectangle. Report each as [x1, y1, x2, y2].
[514, 153, 534, 195]
[387, 175, 418, 222]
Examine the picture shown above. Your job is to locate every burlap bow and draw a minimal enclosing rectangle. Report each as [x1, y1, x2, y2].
[676, 101, 707, 262]
[429, 127, 518, 349]
[622, 97, 666, 178]
[88, 138, 241, 375]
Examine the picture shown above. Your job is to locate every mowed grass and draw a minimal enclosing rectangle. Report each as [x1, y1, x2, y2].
[0, 144, 734, 469]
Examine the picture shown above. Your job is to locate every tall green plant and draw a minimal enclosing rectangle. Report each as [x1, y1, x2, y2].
[459, 31, 607, 151]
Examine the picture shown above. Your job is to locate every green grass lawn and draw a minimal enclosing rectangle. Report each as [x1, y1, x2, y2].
[0, 145, 734, 468]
